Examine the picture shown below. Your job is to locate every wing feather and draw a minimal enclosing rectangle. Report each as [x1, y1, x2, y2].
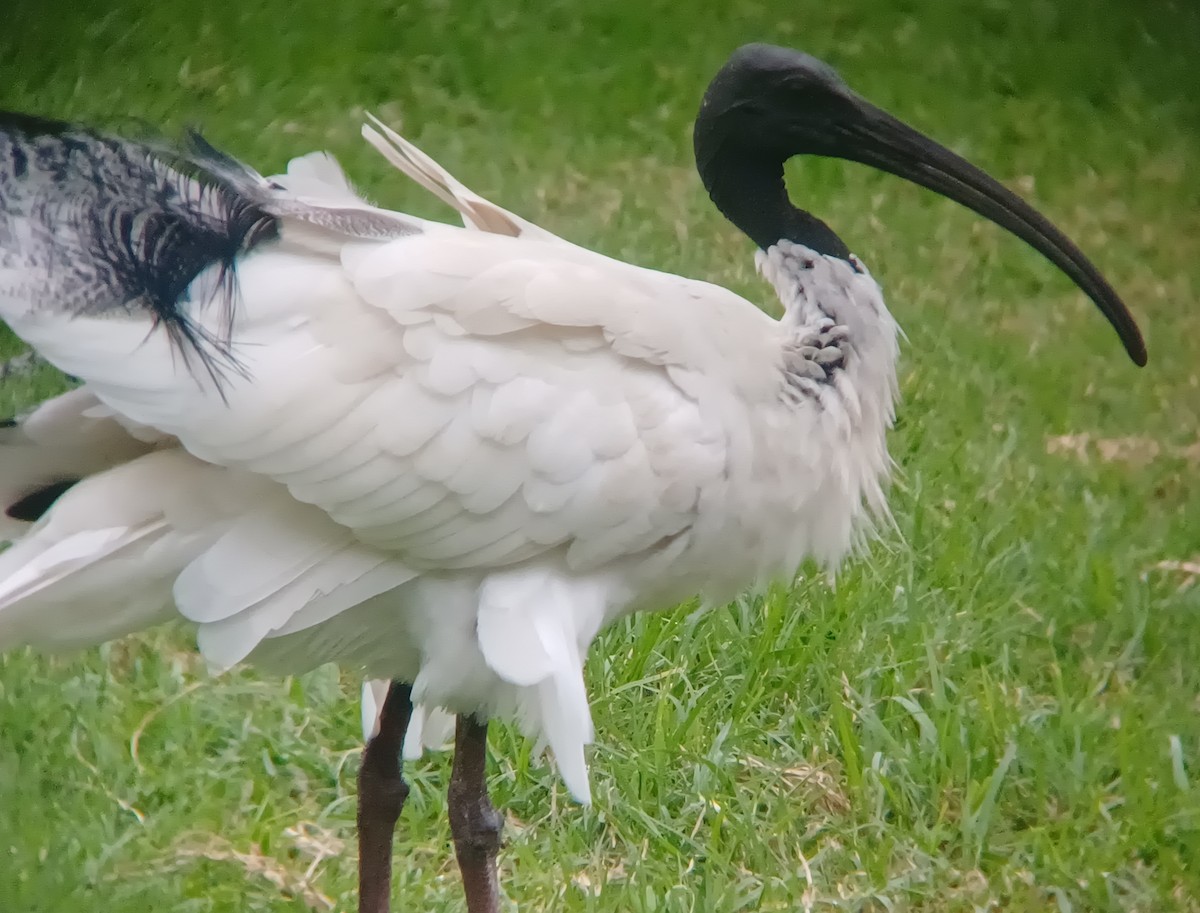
[7, 131, 782, 582]
[361, 116, 564, 244]
[0, 450, 252, 651]
[61, 234, 741, 573]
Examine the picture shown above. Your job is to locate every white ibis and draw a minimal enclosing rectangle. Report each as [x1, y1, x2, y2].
[0, 43, 1144, 913]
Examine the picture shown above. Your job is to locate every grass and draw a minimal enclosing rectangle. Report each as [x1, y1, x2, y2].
[1, 0, 1198, 909]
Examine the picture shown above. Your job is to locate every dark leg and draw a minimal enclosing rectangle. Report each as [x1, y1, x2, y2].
[358, 681, 414, 913]
[448, 714, 503, 913]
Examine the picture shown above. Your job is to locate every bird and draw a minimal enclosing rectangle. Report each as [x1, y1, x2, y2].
[0, 42, 1145, 913]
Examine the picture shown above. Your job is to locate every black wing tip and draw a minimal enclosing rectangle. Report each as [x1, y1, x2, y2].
[5, 479, 80, 522]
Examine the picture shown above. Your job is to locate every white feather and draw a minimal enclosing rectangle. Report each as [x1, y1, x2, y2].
[361, 116, 563, 243]
[0, 387, 165, 541]
[0, 121, 901, 802]
[0, 450, 250, 650]
[362, 679, 390, 741]
[475, 568, 608, 803]
[361, 681, 455, 760]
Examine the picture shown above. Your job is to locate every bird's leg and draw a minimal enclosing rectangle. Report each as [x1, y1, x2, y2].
[448, 714, 503, 913]
[357, 681, 414, 913]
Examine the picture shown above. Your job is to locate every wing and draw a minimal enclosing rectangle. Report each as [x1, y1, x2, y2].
[13, 227, 788, 578]
[0, 114, 787, 575]
[0, 387, 167, 541]
[0, 445, 418, 667]
[0, 449, 237, 650]
[0, 116, 808, 799]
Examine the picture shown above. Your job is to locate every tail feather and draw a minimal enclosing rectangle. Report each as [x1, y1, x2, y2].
[476, 568, 606, 804]
[0, 519, 177, 650]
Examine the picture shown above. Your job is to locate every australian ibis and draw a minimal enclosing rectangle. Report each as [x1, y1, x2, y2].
[0, 44, 1144, 913]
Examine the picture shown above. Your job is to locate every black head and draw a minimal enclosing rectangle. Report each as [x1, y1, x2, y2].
[696, 44, 857, 166]
[693, 44, 1147, 366]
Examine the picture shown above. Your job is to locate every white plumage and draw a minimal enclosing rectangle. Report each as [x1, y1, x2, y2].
[0, 384, 455, 755]
[0, 44, 1144, 913]
[0, 135, 490, 757]
[0, 121, 897, 803]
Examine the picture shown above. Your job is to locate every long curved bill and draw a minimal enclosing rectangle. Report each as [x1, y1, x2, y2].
[815, 88, 1147, 366]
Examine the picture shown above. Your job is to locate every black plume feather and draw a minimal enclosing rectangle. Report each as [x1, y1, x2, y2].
[0, 111, 280, 391]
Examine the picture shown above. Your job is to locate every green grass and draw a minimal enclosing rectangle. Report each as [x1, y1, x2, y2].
[2, 0, 1199, 909]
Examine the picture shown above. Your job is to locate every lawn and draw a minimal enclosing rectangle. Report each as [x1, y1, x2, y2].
[1, 0, 1198, 910]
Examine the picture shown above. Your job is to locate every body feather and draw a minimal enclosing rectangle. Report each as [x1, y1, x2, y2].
[0, 115, 900, 799]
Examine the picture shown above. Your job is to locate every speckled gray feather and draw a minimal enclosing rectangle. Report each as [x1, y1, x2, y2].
[0, 115, 426, 389]
[0, 114, 281, 384]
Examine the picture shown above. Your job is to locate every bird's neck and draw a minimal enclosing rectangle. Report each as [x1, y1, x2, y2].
[756, 241, 900, 401]
[755, 241, 870, 326]
[701, 149, 851, 260]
